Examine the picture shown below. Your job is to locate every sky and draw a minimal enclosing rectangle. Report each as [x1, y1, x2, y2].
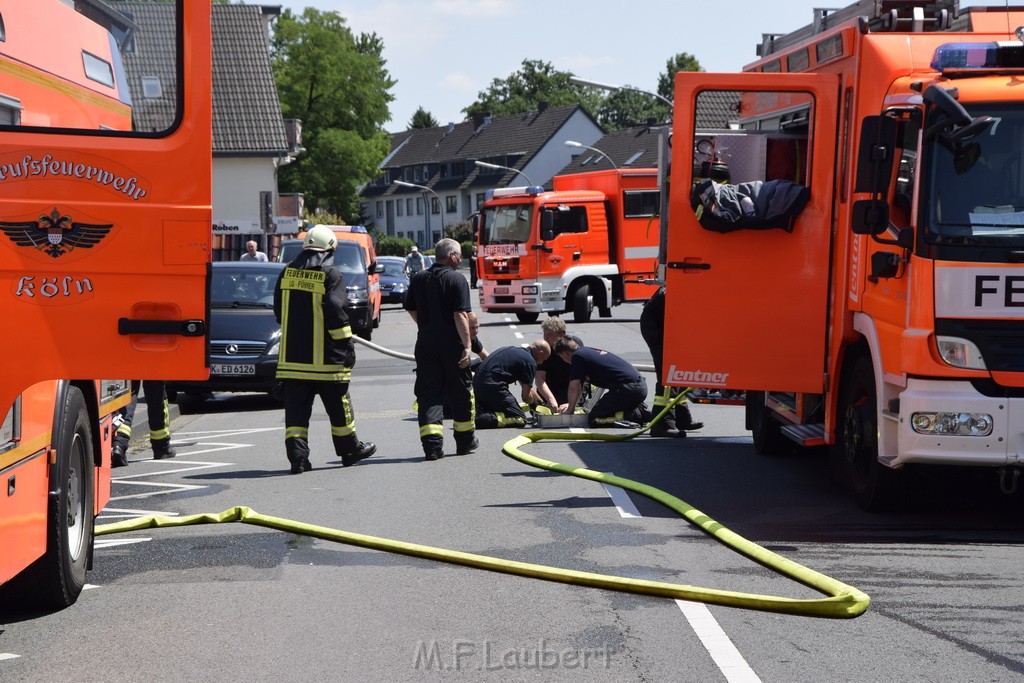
[274, 0, 993, 132]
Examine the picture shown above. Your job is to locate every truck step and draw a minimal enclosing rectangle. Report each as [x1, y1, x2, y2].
[780, 423, 825, 447]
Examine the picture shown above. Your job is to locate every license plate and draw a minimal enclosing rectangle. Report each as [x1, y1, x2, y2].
[494, 286, 509, 294]
[211, 363, 256, 375]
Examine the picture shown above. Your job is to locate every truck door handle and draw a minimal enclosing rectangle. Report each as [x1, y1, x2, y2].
[530, 243, 552, 252]
[667, 260, 711, 271]
[118, 318, 206, 336]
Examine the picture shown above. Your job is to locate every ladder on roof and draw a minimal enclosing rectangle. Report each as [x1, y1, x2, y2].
[757, 0, 959, 57]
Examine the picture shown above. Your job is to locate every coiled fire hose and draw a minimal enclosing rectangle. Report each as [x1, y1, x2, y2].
[95, 339, 869, 619]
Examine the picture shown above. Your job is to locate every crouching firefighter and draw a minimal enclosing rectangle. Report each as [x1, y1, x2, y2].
[274, 225, 376, 474]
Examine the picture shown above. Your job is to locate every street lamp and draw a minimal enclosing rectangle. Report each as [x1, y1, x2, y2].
[394, 180, 443, 246]
[564, 140, 618, 169]
[570, 76, 672, 283]
[569, 75, 673, 109]
[473, 160, 535, 186]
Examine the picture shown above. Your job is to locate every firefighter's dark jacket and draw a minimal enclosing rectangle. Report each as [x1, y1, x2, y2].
[274, 249, 354, 381]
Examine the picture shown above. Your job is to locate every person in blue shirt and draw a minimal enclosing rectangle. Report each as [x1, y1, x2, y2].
[554, 338, 648, 427]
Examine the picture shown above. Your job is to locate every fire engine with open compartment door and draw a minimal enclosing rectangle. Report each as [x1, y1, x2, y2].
[664, 0, 1024, 510]
[0, 0, 211, 608]
[477, 168, 661, 324]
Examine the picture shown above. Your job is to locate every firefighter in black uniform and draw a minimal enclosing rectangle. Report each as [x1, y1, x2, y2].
[473, 341, 549, 429]
[640, 285, 703, 437]
[404, 238, 477, 461]
[111, 380, 175, 467]
[274, 225, 376, 474]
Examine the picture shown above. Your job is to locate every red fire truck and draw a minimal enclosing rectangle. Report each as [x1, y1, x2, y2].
[664, 0, 1024, 509]
[0, 0, 211, 607]
[476, 168, 661, 323]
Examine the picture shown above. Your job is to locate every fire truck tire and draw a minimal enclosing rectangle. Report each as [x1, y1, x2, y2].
[515, 311, 540, 324]
[27, 386, 94, 608]
[573, 285, 594, 323]
[833, 356, 903, 511]
[749, 391, 787, 455]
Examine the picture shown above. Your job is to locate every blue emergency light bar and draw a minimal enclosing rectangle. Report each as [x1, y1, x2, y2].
[931, 42, 1024, 72]
[483, 186, 546, 202]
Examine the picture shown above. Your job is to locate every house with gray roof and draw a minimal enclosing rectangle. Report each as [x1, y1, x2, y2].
[113, 1, 300, 259]
[361, 103, 602, 246]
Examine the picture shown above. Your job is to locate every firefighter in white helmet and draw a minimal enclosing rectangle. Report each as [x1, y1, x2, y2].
[273, 225, 376, 473]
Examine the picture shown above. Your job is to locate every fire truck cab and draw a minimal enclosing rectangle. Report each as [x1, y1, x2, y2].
[664, 0, 1024, 509]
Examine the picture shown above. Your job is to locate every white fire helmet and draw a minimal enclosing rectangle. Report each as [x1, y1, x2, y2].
[303, 225, 337, 252]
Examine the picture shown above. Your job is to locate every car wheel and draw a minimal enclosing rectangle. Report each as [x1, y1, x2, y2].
[515, 311, 540, 324]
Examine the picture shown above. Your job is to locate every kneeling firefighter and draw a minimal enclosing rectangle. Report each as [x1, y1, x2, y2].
[274, 225, 376, 474]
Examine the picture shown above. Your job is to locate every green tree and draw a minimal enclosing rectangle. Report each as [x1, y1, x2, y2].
[409, 107, 438, 129]
[272, 9, 395, 221]
[463, 59, 604, 119]
[597, 89, 670, 130]
[656, 52, 703, 105]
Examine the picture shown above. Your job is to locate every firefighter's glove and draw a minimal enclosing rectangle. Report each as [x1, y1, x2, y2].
[341, 340, 357, 369]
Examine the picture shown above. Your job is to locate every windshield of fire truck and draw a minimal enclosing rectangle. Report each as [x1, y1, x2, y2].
[480, 204, 532, 245]
[924, 104, 1024, 246]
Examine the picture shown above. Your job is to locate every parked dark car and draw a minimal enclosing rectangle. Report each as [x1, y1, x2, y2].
[377, 255, 409, 304]
[276, 238, 379, 340]
[167, 261, 285, 406]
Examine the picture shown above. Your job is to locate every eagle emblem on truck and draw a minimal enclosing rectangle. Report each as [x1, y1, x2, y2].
[0, 208, 113, 258]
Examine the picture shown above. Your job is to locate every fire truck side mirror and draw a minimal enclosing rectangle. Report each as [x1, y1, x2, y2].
[540, 210, 555, 241]
[851, 199, 889, 235]
[855, 116, 897, 195]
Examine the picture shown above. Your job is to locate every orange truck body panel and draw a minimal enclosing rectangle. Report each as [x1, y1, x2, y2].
[0, 0, 211, 595]
[477, 169, 660, 319]
[664, 1, 1024, 478]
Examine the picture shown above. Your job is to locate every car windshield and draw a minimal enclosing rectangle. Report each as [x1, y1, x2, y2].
[481, 203, 532, 244]
[923, 103, 1024, 247]
[211, 267, 282, 307]
[381, 261, 405, 277]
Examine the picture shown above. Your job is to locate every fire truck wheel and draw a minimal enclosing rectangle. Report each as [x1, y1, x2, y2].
[515, 311, 540, 324]
[833, 356, 903, 511]
[749, 391, 787, 455]
[573, 285, 594, 324]
[29, 386, 94, 608]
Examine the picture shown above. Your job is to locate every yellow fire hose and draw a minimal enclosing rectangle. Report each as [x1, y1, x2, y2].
[95, 387, 869, 619]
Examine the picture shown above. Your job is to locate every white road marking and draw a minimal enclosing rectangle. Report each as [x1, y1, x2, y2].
[675, 601, 762, 682]
[601, 482, 761, 682]
[0, 653, 20, 661]
[514, 332, 524, 339]
[94, 537, 153, 549]
[601, 480, 641, 518]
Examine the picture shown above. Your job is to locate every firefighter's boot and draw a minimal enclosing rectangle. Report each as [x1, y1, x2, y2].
[152, 437, 177, 460]
[650, 407, 680, 438]
[111, 434, 130, 468]
[676, 404, 704, 433]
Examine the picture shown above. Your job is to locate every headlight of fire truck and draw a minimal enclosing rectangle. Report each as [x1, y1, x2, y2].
[347, 286, 369, 304]
[522, 285, 538, 295]
[911, 412, 993, 437]
[936, 336, 986, 370]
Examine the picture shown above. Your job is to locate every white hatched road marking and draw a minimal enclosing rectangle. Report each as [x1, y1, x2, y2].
[0, 653, 20, 661]
[602, 480, 762, 682]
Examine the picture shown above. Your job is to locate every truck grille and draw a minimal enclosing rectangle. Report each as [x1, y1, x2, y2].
[210, 341, 266, 357]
